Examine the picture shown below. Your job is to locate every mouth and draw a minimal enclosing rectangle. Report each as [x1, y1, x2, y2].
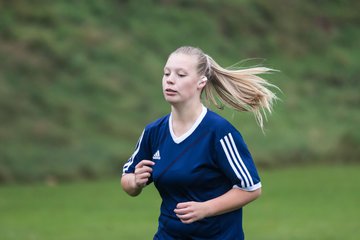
[165, 88, 177, 93]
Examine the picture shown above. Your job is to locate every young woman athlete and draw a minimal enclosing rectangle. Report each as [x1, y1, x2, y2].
[121, 46, 278, 239]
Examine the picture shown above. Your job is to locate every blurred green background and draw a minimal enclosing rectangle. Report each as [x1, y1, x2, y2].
[0, 0, 359, 239]
[1, 0, 359, 183]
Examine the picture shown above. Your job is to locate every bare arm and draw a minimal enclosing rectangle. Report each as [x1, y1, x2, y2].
[121, 160, 154, 197]
[174, 187, 261, 224]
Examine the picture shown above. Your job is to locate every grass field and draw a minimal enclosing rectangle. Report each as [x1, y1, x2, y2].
[0, 165, 359, 240]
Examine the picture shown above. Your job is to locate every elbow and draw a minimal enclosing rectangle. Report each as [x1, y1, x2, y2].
[258, 187, 262, 196]
[254, 187, 262, 199]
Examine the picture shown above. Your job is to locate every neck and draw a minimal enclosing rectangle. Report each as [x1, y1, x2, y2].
[171, 101, 204, 124]
[170, 101, 204, 138]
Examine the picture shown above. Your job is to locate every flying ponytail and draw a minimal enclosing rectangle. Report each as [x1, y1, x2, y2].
[172, 46, 279, 130]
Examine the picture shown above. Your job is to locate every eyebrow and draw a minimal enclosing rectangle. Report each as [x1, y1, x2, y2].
[164, 67, 187, 72]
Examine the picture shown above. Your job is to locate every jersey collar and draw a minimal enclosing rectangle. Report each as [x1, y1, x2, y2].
[169, 105, 207, 144]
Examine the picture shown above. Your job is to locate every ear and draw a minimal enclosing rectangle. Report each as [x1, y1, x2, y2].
[197, 76, 207, 89]
[198, 76, 208, 83]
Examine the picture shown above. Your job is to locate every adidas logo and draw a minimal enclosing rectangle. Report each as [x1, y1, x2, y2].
[152, 150, 161, 160]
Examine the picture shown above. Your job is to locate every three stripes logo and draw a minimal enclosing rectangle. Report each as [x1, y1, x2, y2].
[220, 133, 254, 189]
[152, 150, 161, 160]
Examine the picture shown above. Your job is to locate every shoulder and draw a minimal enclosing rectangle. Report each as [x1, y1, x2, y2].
[203, 109, 248, 143]
[143, 114, 170, 134]
[204, 109, 237, 133]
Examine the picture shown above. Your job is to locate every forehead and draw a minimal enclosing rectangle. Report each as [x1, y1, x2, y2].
[164, 53, 199, 72]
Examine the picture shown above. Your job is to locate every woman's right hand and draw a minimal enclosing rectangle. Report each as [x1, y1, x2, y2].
[134, 160, 155, 188]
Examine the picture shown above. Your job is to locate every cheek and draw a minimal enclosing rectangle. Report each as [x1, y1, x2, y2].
[179, 82, 197, 98]
[184, 80, 198, 91]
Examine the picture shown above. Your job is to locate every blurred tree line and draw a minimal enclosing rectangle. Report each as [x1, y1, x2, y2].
[0, 0, 359, 183]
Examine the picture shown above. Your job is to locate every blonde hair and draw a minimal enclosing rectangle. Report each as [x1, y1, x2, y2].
[172, 46, 278, 130]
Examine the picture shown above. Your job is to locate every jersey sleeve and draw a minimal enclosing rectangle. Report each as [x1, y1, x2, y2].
[215, 131, 261, 191]
[122, 129, 152, 175]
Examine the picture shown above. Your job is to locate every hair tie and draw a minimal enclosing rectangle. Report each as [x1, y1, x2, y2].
[205, 54, 212, 77]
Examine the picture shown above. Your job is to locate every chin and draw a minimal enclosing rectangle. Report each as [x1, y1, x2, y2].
[164, 98, 177, 104]
[164, 97, 179, 105]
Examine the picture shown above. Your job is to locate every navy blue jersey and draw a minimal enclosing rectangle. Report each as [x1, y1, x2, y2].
[123, 106, 261, 239]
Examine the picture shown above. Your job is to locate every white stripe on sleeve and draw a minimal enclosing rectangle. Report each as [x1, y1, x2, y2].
[228, 133, 254, 186]
[220, 133, 254, 188]
[123, 130, 145, 173]
[220, 138, 245, 188]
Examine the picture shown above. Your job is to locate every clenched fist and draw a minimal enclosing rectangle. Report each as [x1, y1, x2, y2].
[134, 160, 155, 188]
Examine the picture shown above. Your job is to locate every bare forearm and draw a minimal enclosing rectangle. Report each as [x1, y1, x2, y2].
[121, 160, 154, 197]
[174, 187, 262, 224]
[121, 174, 142, 196]
[205, 188, 261, 217]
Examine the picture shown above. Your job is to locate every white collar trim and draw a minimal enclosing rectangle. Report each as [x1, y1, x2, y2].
[169, 105, 207, 144]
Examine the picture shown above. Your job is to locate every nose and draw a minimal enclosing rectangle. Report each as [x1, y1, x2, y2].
[165, 74, 175, 85]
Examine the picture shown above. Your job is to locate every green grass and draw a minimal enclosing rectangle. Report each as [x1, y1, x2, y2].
[244, 165, 360, 240]
[0, 165, 359, 240]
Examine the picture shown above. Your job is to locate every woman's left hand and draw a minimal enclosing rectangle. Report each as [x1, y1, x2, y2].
[174, 201, 209, 224]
